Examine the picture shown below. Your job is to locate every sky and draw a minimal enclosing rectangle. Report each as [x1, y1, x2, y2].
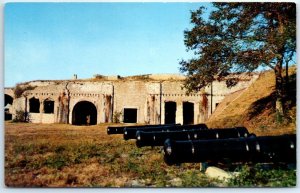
[4, 2, 212, 87]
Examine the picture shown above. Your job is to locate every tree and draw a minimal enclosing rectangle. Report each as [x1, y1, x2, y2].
[180, 2, 296, 119]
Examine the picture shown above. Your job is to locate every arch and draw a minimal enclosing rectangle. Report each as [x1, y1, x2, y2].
[29, 97, 40, 113]
[5, 94, 13, 120]
[72, 101, 97, 125]
[5, 94, 13, 106]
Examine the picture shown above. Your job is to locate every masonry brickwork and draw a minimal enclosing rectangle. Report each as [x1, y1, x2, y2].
[4, 73, 258, 125]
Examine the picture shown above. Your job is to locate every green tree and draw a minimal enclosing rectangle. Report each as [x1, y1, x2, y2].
[180, 2, 296, 119]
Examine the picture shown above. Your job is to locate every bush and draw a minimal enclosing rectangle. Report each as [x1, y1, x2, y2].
[14, 84, 36, 98]
[113, 111, 122, 123]
[228, 164, 296, 187]
[12, 110, 30, 122]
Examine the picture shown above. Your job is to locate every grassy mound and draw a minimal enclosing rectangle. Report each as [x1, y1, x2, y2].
[206, 66, 296, 136]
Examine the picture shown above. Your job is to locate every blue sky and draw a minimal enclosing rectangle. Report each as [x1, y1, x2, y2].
[4, 2, 211, 87]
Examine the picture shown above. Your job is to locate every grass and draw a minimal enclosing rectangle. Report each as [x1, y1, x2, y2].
[227, 164, 296, 187]
[5, 122, 296, 187]
[5, 67, 297, 187]
[206, 66, 297, 136]
[5, 122, 216, 187]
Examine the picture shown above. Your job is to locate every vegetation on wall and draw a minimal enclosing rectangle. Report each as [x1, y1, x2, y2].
[14, 84, 36, 98]
[113, 111, 123, 123]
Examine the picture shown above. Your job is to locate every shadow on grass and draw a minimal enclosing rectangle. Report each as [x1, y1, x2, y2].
[247, 92, 276, 120]
[247, 73, 296, 120]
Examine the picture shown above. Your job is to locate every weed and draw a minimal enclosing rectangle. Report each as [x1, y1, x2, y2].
[44, 154, 70, 170]
[228, 165, 296, 187]
[180, 169, 215, 187]
[14, 84, 36, 98]
[113, 111, 122, 123]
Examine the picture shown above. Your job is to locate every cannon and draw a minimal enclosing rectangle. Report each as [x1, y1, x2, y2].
[136, 127, 249, 147]
[163, 134, 296, 165]
[124, 124, 208, 140]
[107, 123, 180, 135]
[107, 126, 126, 135]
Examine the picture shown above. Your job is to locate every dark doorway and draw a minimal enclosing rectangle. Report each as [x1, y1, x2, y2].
[123, 108, 137, 123]
[44, 99, 54, 114]
[5, 94, 13, 120]
[29, 98, 40, 113]
[5, 94, 13, 106]
[183, 102, 194, 125]
[72, 101, 97, 125]
[165, 101, 176, 124]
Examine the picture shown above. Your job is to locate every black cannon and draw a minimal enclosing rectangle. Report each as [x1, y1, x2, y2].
[124, 124, 208, 140]
[136, 127, 249, 147]
[107, 126, 126, 135]
[163, 134, 296, 165]
[107, 124, 180, 135]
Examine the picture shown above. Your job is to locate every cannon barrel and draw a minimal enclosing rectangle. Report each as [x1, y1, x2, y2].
[124, 124, 208, 140]
[136, 127, 249, 147]
[107, 126, 126, 135]
[163, 134, 296, 165]
[136, 130, 195, 147]
[107, 123, 180, 135]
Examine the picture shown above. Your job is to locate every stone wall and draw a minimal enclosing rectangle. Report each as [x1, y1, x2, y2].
[4, 73, 258, 125]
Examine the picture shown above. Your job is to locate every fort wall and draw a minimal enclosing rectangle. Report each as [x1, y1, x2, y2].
[4, 73, 259, 125]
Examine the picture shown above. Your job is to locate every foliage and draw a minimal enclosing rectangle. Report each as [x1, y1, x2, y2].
[93, 74, 105, 79]
[228, 164, 296, 187]
[180, 170, 215, 187]
[14, 84, 36, 98]
[12, 110, 30, 123]
[180, 2, 296, 118]
[113, 111, 123, 123]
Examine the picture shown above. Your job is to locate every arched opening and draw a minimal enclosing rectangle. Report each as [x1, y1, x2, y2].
[29, 97, 40, 113]
[72, 101, 97, 125]
[5, 94, 13, 120]
[5, 94, 13, 106]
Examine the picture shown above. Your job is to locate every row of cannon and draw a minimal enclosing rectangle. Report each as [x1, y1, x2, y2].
[107, 124, 296, 165]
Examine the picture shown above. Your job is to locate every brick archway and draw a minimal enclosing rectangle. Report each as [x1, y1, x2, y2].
[72, 101, 97, 125]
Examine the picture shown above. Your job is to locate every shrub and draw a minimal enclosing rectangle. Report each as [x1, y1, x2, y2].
[113, 111, 122, 123]
[12, 110, 30, 122]
[14, 84, 36, 98]
[228, 164, 296, 187]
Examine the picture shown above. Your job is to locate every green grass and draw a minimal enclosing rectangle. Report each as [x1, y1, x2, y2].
[5, 122, 296, 187]
[228, 164, 296, 187]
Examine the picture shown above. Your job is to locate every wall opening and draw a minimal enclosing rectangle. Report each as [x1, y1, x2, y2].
[29, 97, 40, 113]
[72, 101, 97, 125]
[183, 102, 194, 125]
[5, 94, 13, 120]
[123, 108, 137, 123]
[44, 99, 54, 114]
[165, 101, 176, 124]
[5, 94, 13, 106]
